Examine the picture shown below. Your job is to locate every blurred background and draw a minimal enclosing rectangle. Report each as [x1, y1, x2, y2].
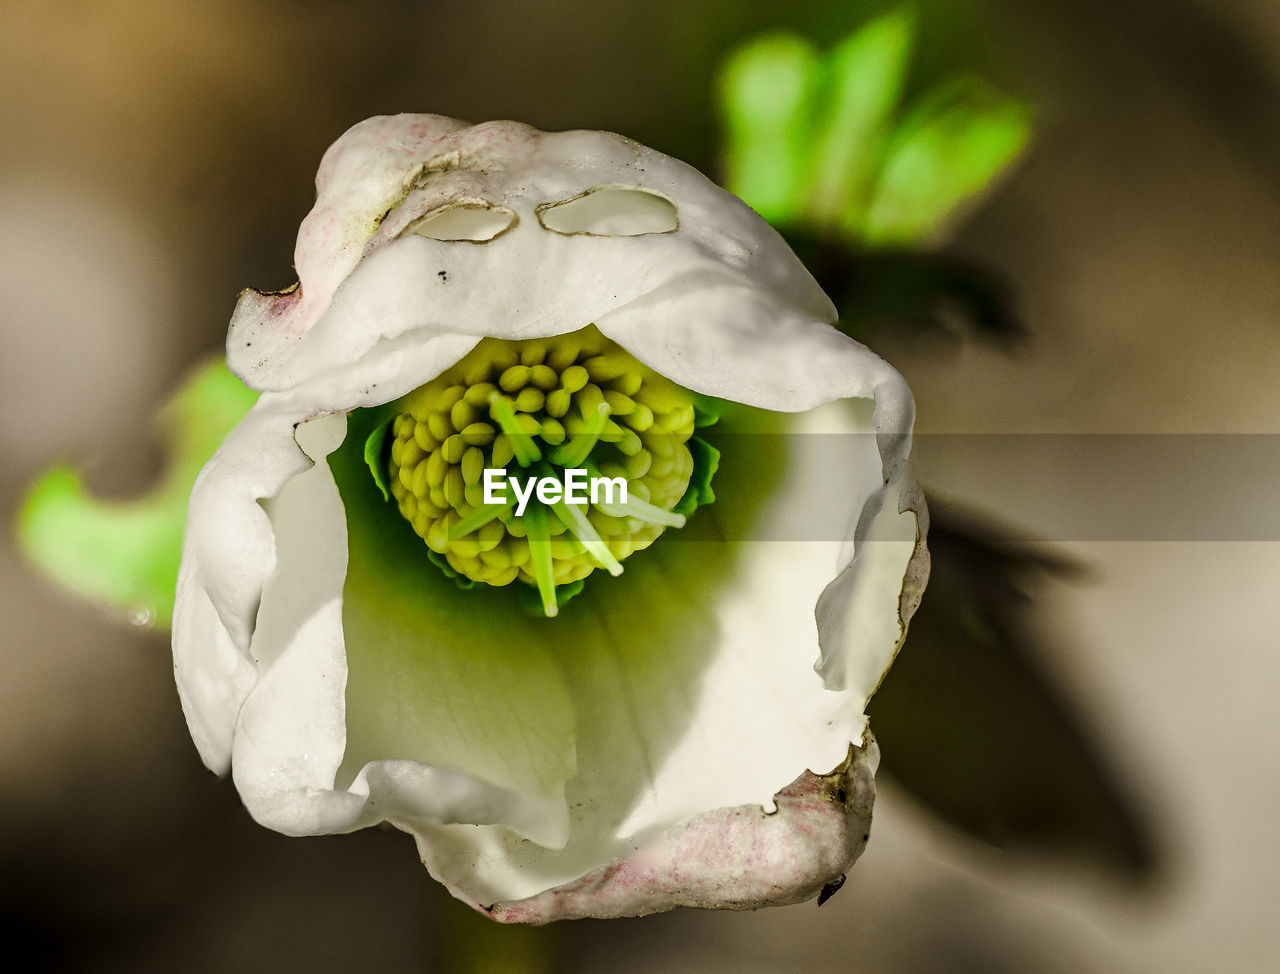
[3, 0, 1279, 970]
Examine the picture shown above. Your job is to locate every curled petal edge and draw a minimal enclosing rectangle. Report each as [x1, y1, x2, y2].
[479, 737, 878, 923]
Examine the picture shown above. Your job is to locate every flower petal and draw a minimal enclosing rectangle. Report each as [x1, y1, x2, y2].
[359, 399, 920, 909]
[484, 738, 877, 922]
[180, 114, 928, 919]
[171, 554, 256, 773]
[228, 116, 833, 391]
[176, 365, 578, 847]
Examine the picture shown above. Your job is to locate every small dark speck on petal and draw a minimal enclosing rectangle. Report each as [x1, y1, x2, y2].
[817, 875, 846, 906]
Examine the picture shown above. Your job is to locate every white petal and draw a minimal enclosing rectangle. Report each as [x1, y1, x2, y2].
[177, 377, 577, 849]
[486, 739, 878, 922]
[229, 411, 355, 832]
[171, 553, 255, 773]
[228, 116, 833, 391]
[370, 398, 920, 907]
[180, 113, 929, 917]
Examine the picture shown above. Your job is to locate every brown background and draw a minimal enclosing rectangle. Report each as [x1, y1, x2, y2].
[3, 0, 1279, 970]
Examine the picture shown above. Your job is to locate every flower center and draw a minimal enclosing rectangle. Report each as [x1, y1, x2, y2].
[386, 327, 702, 616]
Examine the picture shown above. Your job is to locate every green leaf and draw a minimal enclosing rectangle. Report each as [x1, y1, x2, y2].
[16, 360, 258, 628]
[425, 549, 479, 590]
[517, 576, 586, 616]
[717, 33, 822, 224]
[808, 7, 917, 230]
[363, 416, 395, 502]
[692, 394, 725, 428]
[861, 77, 1033, 245]
[673, 435, 720, 518]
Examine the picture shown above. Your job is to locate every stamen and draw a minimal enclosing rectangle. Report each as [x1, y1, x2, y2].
[488, 393, 542, 466]
[523, 503, 558, 617]
[549, 402, 612, 468]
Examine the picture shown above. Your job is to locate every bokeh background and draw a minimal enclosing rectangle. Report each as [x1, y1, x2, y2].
[4, 0, 1279, 970]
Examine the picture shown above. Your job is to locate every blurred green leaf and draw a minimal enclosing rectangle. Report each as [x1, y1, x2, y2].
[870, 501, 1158, 879]
[718, 33, 822, 224]
[808, 7, 916, 230]
[17, 360, 258, 628]
[717, 13, 1031, 248]
[862, 78, 1033, 245]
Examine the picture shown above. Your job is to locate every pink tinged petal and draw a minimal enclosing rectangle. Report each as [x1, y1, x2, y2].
[484, 740, 878, 923]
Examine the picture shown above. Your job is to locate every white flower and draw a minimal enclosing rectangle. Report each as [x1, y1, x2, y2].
[173, 114, 927, 920]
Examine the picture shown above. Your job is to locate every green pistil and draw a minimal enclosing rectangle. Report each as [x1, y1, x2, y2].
[448, 500, 513, 541]
[594, 491, 689, 528]
[488, 393, 542, 467]
[524, 503, 558, 618]
[546, 495, 625, 579]
[581, 459, 687, 528]
[549, 401, 612, 468]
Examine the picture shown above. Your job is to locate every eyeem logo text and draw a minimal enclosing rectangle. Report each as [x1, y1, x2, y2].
[483, 468, 628, 516]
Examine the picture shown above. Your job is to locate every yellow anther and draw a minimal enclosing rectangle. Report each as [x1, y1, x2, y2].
[498, 365, 531, 392]
[529, 364, 558, 390]
[414, 422, 437, 452]
[545, 388, 572, 418]
[461, 422, 496, 446]
[427, 412, 451, 442]
[461, 446, 485, 485]
[444, 468, 466, 507]
[583, 354, 628, 382]
[491, 435, 515, 468]
[464, 382, 498, 406]
[384, 326, 702, 608]
[603, 390, 636, 416]
[539, 417, 566, 446]
[547, 342, 579, 371]
[450, 400, 478, 430]
[559, 365, 589, 394]
[441, 433, 467, 464]
[611, 372, 642, 397]
[626, 403, 654, 431]
[410, 459, 430, 498]
[577, 383, 605, 416]
[515, 387, 545, 413]
[426, 450, 447, 488]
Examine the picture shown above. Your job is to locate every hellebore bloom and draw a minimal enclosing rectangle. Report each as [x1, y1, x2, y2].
[173, 114, 928, 921]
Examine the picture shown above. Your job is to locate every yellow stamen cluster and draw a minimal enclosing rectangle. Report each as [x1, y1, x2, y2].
[387, 327, 697, 600]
